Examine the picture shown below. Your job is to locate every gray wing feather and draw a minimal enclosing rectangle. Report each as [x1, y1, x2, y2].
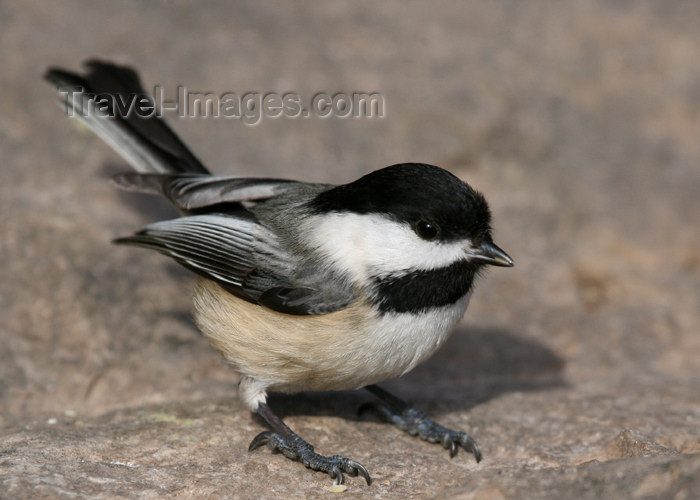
[115, 214, 352, 314]
[115, 215, 274, 290]
[112, 173, 300, 210]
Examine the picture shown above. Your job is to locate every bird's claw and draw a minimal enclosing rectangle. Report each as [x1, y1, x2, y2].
[248, 430, 275, 452]
[437, 428, 481, 461]
[361, 401, 482, 462]
[248, 431, 371, 485]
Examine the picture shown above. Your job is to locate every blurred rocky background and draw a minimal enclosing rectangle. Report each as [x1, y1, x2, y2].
[1, 1, 698, 498]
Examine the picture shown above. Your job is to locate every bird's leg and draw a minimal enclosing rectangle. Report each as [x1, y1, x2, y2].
[248, 402, 371, 485]
[362, 385, 482, 462]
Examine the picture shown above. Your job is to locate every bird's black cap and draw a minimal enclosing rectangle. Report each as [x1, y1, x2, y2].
[309, 163, 493, 243]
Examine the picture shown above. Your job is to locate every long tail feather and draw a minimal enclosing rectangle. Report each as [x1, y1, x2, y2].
[45, 60, 210, 175]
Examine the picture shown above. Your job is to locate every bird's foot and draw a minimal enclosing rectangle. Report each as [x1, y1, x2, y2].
[249, 431, 371, 485]
[362, 385, 482, 462]
[360, 402, 481, 461]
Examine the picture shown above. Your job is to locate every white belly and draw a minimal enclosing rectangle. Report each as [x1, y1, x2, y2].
[192, 278, 471, 409]
[332, 293, 473, 388]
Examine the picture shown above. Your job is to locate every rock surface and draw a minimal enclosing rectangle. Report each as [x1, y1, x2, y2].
[1, 1, 699, 498]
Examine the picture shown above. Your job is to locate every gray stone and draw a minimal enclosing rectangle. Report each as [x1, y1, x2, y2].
[2, 1, 699, 498]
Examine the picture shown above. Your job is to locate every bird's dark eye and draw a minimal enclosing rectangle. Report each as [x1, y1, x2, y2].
[415, 220, 438, 240]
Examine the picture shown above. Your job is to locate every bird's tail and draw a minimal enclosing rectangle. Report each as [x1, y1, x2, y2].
[45, 60, 210, 175]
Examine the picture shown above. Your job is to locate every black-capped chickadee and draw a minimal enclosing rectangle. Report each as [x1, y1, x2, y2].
[45, 61, 513, 485]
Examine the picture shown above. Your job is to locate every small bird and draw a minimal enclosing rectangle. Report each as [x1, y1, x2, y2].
[45, 61, 513, 485]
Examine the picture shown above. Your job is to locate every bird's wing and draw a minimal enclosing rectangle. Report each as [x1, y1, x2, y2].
[115, 214, 352, 315]
[111, 173, 301, 211]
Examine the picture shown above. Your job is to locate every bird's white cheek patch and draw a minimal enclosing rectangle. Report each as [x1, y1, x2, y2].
[304, 213, 471, 281]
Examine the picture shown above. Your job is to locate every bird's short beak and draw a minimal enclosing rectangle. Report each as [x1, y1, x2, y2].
[468, 240, 514, 267]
